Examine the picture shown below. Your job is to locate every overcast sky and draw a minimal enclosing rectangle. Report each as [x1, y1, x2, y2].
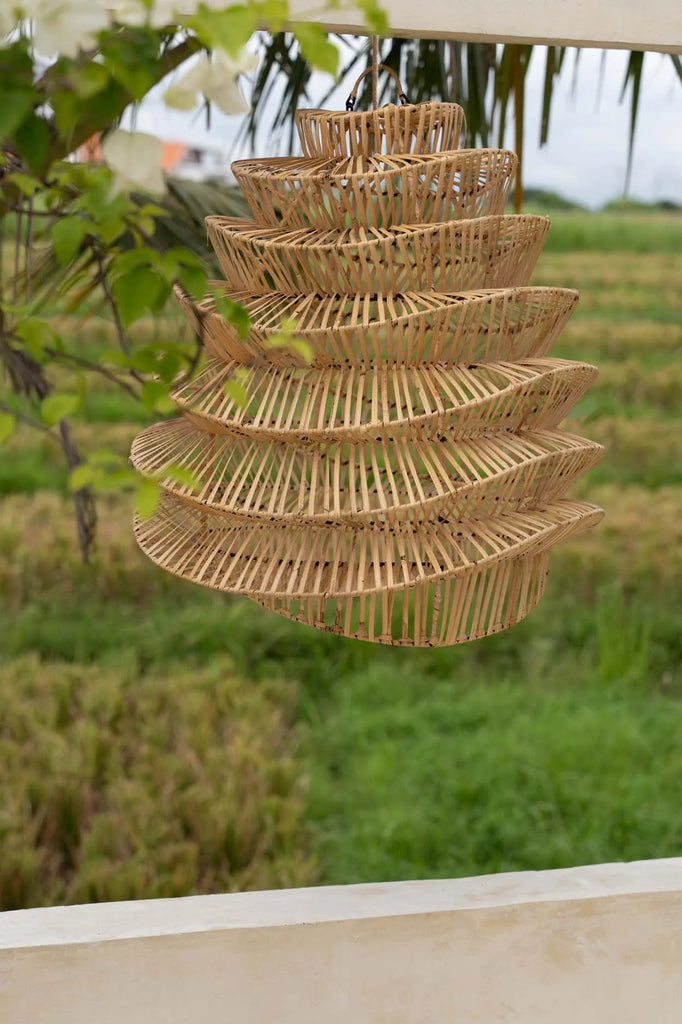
[130, 43, 682, 208]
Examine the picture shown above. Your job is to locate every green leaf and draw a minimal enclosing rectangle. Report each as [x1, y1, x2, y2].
[15, 317, 53, 361]
[188, 3, 258, 57]
[161, 463, 199, 489]
[41, 392, 81, 426]
[178, 263, 208, 300]
[101, 348, 132, 368]
[69, 464, 98, 492]
[357, 0, 389, 36]
[620, 51, 645, 195]
[6, 171, 39, 197]
[101, 28, 160, 100]
[671, 54, 682, 86]
[131, 346, 162, 374]
[136, 478, 160, 520]
[15, 114, 50, 174]
[70, 61, 111, 99]
[0, 91, 35, 140]
[267, 317, 312, 362]
[223, 379, 248, 407]
[141, 380, 175, 414]
[257, 0, 289, 32]
[0, 412, 15, 444]
[157, 350, 181, 383]
[52, 217, 89, 265]
[112, 267, 164, 326]
[293, 24, 338, 76]
[212, 293, 250, 339]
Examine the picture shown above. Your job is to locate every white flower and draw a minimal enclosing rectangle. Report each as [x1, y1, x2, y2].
[163, 47, 257, 116]
[1, 5, 20, 37]
[101, 129, 166, 195]
[24, 0, 111, 58]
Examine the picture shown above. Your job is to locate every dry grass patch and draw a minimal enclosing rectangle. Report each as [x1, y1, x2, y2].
[0, 491, 167, 606]
[533, 252, 682, 291]
[0, 654, 314, 910]
[555, 483, 682, 583]
[559, 318, 682, 358]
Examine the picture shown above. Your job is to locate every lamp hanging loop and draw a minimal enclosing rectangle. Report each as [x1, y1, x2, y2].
[345, 64, 410, 112]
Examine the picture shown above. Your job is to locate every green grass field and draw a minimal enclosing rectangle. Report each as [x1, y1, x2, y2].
[1, 211, 681, 909]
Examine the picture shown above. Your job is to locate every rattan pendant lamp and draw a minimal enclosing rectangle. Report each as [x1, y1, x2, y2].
[131, 62, 603, 647]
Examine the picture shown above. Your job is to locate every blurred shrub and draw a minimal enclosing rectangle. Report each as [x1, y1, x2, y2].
[0, 655, 315, 910]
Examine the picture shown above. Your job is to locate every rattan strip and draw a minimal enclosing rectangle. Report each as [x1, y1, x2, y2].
[296, 102, 465, 160]
[134, 495, 603, 599]
[251, 551, 549, 646]
[232, 150, 517, 232]
[176, 286, 578, 369]
[171, 359, 597, 445]
[206, 215, 550, 297]
[131, 421, 603, 527]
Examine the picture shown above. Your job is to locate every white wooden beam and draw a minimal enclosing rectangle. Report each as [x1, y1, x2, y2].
[288, 0, 682, 53]
[3, 859, 682, 1024]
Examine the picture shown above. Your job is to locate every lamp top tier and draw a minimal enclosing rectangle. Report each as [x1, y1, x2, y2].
[295, 101, 465, 160]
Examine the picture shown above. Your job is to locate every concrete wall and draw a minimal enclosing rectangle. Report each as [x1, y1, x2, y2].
[3, 860, 682, 1023]
[288, 0, 682, 52]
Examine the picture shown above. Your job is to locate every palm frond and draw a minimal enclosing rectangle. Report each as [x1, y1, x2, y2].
[620, 51, 645, 195]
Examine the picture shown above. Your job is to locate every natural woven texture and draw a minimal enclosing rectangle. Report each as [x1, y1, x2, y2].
[132, 102, 604, 646]
[207, 215, 550, 296]
[131, 421, 603, 526]
[232, 149, 517, 231]
[175, 285, 578, 368]
[134, 496, 600, 644]
[134, 496, 600, 598]
[171, 359, 597, 443]
[296, 100, 464, 160]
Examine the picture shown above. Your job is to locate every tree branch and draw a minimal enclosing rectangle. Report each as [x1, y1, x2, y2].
[43, 346, 141, 399]
[0, 400, 53, 436]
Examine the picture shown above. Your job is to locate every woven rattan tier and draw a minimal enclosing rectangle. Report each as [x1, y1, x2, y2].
[252, 553, 549, 646]
[131, 420, 603, 527]
[176, 286, 578, 368]
[171, 359, 597, 444]
[232, 149, 517, 231]
[206, 215, 550, 296]
[135, 496, 602, 598]
[296, 101, 464, 160]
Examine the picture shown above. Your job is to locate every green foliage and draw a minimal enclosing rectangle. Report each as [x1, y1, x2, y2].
[2, 213, 682, 903]
[0, 2, 365, 560]
[293, 23, 339, 76]
[304, 650, 682, 883]
[41, 392, 81, 426]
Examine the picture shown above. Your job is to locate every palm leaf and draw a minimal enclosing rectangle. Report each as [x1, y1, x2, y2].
[620, 51, 645, 195]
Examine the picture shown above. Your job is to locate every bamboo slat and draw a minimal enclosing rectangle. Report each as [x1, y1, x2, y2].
[206, 215, 550, 296]
[232, 149, 517, 231]
[171, 359, 597, 444]
[296, 100, 464, 160]
[175, 285, 578, 368]
[131, 420, 603, 527]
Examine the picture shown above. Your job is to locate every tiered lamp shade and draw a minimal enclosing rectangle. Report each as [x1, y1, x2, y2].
[132, 91, 603, 647]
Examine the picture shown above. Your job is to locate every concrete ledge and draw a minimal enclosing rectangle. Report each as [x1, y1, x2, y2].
[3, 860, 682, 1023]
[287, 0, 682, 53]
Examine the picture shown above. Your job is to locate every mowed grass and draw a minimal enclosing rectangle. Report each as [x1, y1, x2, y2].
[1, 211, 681, 905]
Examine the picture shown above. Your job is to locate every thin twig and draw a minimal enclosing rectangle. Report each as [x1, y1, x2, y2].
[58, 418, 97, 563]
[94, 248, 145, 385]
[43, 345, 141, 399]
[0, 399, 53, 435]
[13, 203, 23, 304]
